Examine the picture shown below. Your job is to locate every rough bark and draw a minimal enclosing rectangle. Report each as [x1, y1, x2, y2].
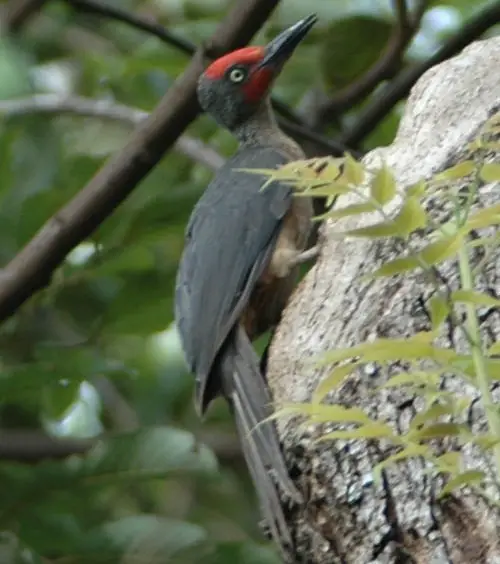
[268, 37, 500, 564]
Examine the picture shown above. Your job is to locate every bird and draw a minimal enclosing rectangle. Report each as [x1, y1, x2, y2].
[175, 14, 317, 550]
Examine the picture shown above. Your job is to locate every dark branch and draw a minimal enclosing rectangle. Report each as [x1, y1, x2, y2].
[0, 431, 92, 462]
[0, 429, 241, 464]
[66, 0, 194, 55]
[0, 0, 281, 322]
[342, 0, 500, 147]
[3, 0, 48, 32]
[313, 0, 428, 124]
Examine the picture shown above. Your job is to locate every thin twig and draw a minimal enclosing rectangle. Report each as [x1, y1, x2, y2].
[0, 94, 225, 170]
[314, 0, 428, 124]
[66, 0, 194, 55]
[0, 0, 281, 322]
[342, 0, 500, 147]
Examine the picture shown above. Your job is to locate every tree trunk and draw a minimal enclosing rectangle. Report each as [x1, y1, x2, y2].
[269, 36, 500, 564]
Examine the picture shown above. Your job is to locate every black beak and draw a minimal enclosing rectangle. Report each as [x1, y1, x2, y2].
[257, 14, 317, 71]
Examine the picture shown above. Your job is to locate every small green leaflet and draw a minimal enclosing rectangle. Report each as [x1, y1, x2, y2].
[370, 163, 397, 204]
[439, 470, 485, 497]
[479, 162, 500, 183]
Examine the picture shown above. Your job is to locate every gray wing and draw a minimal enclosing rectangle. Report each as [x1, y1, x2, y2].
[174, 145, 292, 404]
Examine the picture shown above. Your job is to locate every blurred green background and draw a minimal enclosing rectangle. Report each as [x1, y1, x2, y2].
[0, 0, 497, 562]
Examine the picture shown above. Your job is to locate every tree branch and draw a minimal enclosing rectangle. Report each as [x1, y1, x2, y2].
[0, 428, 242, 464]
[66, 0, 195, 55]
[0, 0, 280, 323]
[342, 0, 500, 147]
[314, 0, 428, 125]
[2, 0, 48, 32]
[0, 94, 225, 170]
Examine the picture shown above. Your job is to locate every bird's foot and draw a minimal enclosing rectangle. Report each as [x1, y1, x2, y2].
[289, 245, 320, 268]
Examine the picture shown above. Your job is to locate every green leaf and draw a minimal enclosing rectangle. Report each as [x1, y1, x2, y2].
[319, 16, 392, 92]
[433, 160, 476, 182]
[321, 201, 377, 221]
[312, 362, 362, 404]
[342, 220, 404, 239]
[378, 371, 440, 390]
[341, 195, 425, 239]
[464, 203, 500, 231]
[471, 434, 500, 450]
[406, 180, 427, 197]
[319, 335, 454, 367]
[371, 233, 462, 278]
[420, 233, 462, 265]
[451, 290, 500, 307]
[434, 452, 461, 473]
[439, 470, 485, 497]
[410, 402, 455, 430]
[275, 403, 372, 425]
[316, 422, 397, 442]
[488, 342, 500, 356]
[370, 163, 397, 205]
[407, 422, 468, 441]
[76, 515, 207, 563]
[392, 196, 428, 234]
[343, 153, 365, 185]
[81, 427, 218, 483]
[373, 445, 431, 484]
[479, 162, 500, 183]
[429, 295, 450, 330]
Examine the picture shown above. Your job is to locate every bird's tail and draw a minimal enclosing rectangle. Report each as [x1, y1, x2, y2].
[219, 325, 301, 548]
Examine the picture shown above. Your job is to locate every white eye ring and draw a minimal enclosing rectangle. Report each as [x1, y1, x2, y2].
[229, 68, 246, 83]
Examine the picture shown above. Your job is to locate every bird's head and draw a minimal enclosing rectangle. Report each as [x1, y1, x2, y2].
[197, 14, 317, 131]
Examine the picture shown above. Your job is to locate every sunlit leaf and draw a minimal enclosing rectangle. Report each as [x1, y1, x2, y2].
[343, 153, 365, 185]
[406, 180, 426, 197]
[439, 470, 486, 497]
[312, 362, 362, 404]
[316, 422, 397, 442]
[410, 402, 455, 430]
[434, 452, 461, 473]
[370, 163, 397, 204]
[373, 445, 431, 484]
[488, 341, 500, 356]
[392, 196, 428, 234]
[378, 371, 441, 390]
[274, 403, 372, 425]
[433, 160, 476, 182]
[318, 335, 453, 367]
[451, 290, 500, 307]
[471, 434, 500, 450]
[479, 162, 500, 183]
[319, 201, 377, 221]
[429, 295, 450, 330]
[464, 203, 500, 231]
[408, 422, 469, 441]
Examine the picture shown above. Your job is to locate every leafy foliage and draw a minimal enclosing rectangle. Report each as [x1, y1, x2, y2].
[267, 110, 500, 498]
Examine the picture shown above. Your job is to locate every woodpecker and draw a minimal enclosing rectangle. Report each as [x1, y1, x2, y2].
[175, 15, 317, 548]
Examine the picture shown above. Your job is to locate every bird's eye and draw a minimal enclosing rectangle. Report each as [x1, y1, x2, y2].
[228, 67, 247, 84]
